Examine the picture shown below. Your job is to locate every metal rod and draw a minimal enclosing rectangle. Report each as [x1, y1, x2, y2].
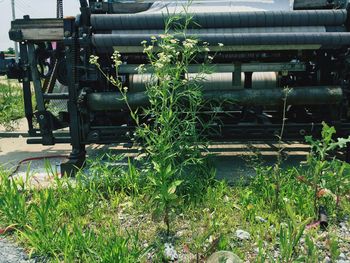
[43, 93, 69, 100]
[27, 137, 71, 144]
[11, 0, 19, 62]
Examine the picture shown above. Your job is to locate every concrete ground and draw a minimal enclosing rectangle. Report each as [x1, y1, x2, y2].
[0, 118, 310, 186]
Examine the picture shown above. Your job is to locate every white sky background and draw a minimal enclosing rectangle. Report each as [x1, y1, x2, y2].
[0, 0, 80, 51]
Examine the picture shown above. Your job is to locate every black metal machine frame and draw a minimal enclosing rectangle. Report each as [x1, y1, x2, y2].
[6, 0, 350, 175]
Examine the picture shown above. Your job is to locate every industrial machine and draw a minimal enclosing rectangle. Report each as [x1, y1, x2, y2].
[6, 0, 350, 175]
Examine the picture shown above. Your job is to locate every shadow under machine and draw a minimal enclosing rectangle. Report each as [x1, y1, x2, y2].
[7, 0, 350, 175]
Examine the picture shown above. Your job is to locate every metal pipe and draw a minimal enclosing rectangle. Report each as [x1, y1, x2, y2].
[87, 86, 343, 111]
[27, 137, 71, 144]
[91, 10, 347, 30]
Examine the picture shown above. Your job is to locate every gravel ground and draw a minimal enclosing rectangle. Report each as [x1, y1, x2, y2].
[0, 238, 33, 263]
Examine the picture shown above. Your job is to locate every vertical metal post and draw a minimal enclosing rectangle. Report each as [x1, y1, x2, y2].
[233, 63, 242, 88]
[11, 0, 19, 62]
[61, 18, 86, 176]
[19, 43, 34, 135]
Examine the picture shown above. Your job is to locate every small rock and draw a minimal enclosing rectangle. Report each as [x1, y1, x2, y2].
[206, 251, 243, 263]
[324, 256, 331, 263]
[339, 253, 346, 260]
[255, 216, 267, 223]
[163, 243, 178, 261]
[236, 229, 250, 240]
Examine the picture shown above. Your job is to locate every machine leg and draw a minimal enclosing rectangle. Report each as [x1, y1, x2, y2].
[61, 145, 86, 176]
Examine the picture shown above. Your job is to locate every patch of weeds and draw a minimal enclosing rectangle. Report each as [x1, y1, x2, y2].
[0, 169, 151, 262]
[278, 203, 311, 262]
[0, 82, 24, 130]
[329, 234, 341, 261]
[304, 122, 350, 220]
[0, 172, 31, 228]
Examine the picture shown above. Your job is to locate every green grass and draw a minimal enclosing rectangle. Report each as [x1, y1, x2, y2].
[0, 82, 25, 131]
[0, 146, 348, 262]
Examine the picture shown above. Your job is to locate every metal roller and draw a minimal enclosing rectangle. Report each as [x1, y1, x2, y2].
[129, 72, 277, 92]
[110, 26, 348, 35]
[86, 86, 343, 111]
[92, 32, 350, 50]
[90, 10, 347, 30]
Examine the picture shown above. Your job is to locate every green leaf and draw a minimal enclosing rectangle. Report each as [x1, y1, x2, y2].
[168, 180, 183, 194]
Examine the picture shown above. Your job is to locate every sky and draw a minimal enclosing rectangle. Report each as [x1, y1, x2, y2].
[0, 0, 80, 51]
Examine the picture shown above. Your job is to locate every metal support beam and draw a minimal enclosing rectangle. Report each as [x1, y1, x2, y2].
[11, 0, 19, 61]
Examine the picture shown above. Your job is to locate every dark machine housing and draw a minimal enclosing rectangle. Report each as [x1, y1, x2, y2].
[7, 0, 350, 175]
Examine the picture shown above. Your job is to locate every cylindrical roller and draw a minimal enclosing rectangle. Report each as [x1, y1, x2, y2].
[111, 26, 333, 35]
[91, 10, 347, 30]
[92, 32, 350, 49]
[129, 72, 277, 92]
[86, 86, 343, 111]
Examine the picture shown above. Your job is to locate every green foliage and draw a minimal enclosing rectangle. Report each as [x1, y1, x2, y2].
[305, 122, 350, 217]
[0, 173, 31, 227]
[6, 47, 15, 55]
[0, 83, 25, 130]
[329, 234, 341, 261]
[278, 203, 311, 262]
[0, 171, 150, 262]
[304, 235, 318, 263]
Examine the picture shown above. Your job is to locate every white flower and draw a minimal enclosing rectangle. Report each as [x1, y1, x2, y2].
[208, 55, 213, 61]
[111, 50, 122, 66]
[123, 86, 128, 92]
[111, 50, 121, 59]
[154, 62, 164, 69]
[218, 43, 224, 47]
[136, 64, 145, 73]
[203, 47, 210, 52]
[114, 60, 122, 66]
[141, 40, 147, 45]
[143, 45, 153, 53]
[182, 38, 198, 49]
[89, 55, 99, 65]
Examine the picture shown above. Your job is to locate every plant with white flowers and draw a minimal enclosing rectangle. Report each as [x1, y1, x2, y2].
[89, 11, 217, 235]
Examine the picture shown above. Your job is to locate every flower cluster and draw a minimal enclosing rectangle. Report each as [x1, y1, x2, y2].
[111, 50, 122, 67]
[182, 38, 198, 49]
[89, 55, 99, 66]
[155, 51, 173, 70]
